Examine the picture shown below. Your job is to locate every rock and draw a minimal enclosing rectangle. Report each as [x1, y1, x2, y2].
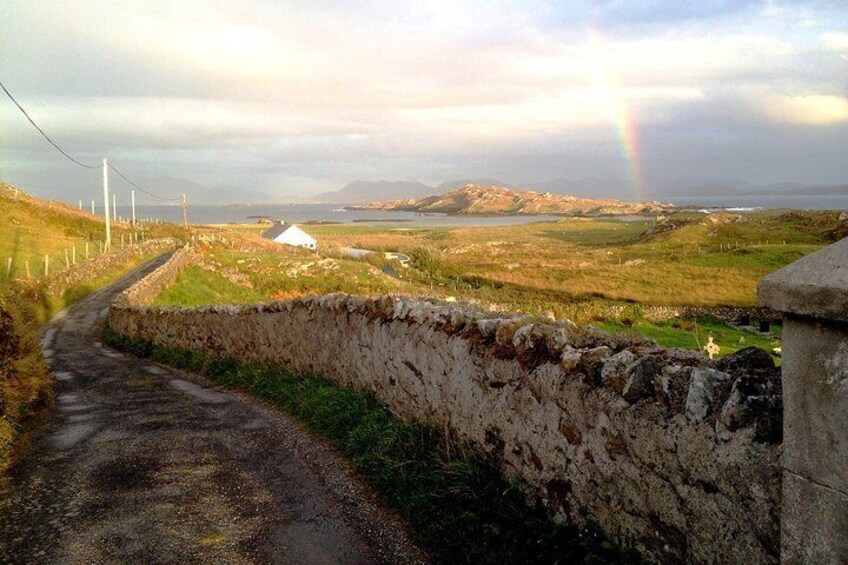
[685, 368, 733, 424]
[512, 324, 535, 348]
[718, 381, 747, 433]
[393, 298, 412, 320]
[560, 346, 582, 372]
[476, 318, 505, 339]
[667, 347, 708, 366]
[658, 365, 692, 414]
[718, 372, 783, 443]
[448, 307, 471, 329]
[601, 350, 637, 393]
[549, 321, 577, 349]
[718, 346, 775, 373]
[580, 345, 612, 384]
[622, 356, 661, 403]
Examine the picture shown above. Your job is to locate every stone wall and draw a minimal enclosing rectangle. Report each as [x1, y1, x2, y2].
[109, 251, 783, 563]
[45, 238, 176, 297]
[110, 245, 192, 307]
[639, 305, 778, 324]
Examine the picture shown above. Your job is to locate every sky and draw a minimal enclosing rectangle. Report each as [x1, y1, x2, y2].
[1, 0, 847, 203]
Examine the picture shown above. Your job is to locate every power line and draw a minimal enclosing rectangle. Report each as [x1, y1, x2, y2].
[0, 80, 99, 169]
[106, 162, 181, 202]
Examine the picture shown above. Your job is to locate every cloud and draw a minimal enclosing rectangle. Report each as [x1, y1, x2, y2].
[765, 94, 848, 124]
[1, 0, 848, 199]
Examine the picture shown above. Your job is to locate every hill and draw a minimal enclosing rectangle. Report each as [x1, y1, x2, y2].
[312, 180, 436, 204]
[348, 184, 672, 216]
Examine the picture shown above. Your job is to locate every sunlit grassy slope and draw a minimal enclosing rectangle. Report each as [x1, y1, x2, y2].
[0, 184, 176, 283]
[307, 210, 835, 308]
[154, 242, 423, 307]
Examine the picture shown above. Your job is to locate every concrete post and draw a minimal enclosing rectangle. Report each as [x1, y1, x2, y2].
[759, 237, 848, 564]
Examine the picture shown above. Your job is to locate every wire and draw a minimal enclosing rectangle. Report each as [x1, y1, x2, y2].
[107, 162, 181, 202]
[0, 80, 99, 169]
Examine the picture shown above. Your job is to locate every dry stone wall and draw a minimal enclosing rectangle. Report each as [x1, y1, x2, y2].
[109, 251, 783, 563]
[45, 238, 176, 297]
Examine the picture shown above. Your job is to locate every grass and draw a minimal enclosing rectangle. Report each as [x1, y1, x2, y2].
[174, 211, 841, 356]
[153, 242, 423, 307]
[155, 265, 267, 306]
[103, 327, 643, 565]
[307, 210, 838, 309]
[596, 316, 781, 360]
[0, 184, 178, 285]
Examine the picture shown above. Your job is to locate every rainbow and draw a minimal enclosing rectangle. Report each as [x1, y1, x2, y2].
[586, 30, 645, 201]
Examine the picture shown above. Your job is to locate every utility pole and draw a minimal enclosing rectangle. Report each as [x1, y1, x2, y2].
[112, 193, 117, 222]
[78, 200, 82, 210]
[91, 200, 95, 214]
[102, 157, 111, 250]
[131, 189, 136, 226]
[182, 193, 188, 229]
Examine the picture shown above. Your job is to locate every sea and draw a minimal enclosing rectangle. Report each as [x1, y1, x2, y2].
[118, 195, 848, 226]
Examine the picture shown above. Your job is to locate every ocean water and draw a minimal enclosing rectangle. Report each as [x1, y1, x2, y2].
[123, 204, 567, 226]
[669, 194, 848, 211]
[116, 195, 848, 226]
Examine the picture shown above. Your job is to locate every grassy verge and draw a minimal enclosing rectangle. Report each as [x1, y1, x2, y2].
[596, 316, 781, 361]
[103, 326, 643, 565]
[0, 250, 163, 475]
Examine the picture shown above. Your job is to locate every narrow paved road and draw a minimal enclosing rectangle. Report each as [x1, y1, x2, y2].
[0, 255, 426, 565]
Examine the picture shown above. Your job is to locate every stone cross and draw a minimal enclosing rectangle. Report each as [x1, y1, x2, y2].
[703, 335, 720, 360]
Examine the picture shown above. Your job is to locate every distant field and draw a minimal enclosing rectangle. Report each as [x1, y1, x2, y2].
[164, 209, 843, 358]
[308, 210, 834, 309]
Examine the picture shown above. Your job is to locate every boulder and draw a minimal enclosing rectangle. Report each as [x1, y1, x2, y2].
[601, 350, 637, 393]
[580, 345, 612, 384]
[718, 346, 774, 373]
[560, 346, 582, 372]
[685, 368, 733, 424]
[622, 356, 662, 403]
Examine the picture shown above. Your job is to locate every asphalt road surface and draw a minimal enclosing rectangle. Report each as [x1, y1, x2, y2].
[0, 254, 427, 565]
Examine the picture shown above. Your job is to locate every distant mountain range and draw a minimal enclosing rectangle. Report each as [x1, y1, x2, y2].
[348, 184, 672, 217]
[121, 176, 848, 205]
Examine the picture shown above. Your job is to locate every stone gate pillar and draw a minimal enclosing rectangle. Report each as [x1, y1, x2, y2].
[759, 237, 848, 564]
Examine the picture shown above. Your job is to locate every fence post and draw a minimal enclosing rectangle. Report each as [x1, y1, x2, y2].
[44, 254, 48, 277]
[759, 237, 848, 563]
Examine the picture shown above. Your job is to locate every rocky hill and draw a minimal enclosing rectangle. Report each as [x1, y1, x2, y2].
[348, 184, 671, 216]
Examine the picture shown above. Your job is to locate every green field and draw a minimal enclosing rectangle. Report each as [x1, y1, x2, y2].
[162, 209, 844, 359]
[0, 184, 178, 285]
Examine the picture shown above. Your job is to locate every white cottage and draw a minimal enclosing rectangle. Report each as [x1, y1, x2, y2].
[261, 223, 317, 250]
